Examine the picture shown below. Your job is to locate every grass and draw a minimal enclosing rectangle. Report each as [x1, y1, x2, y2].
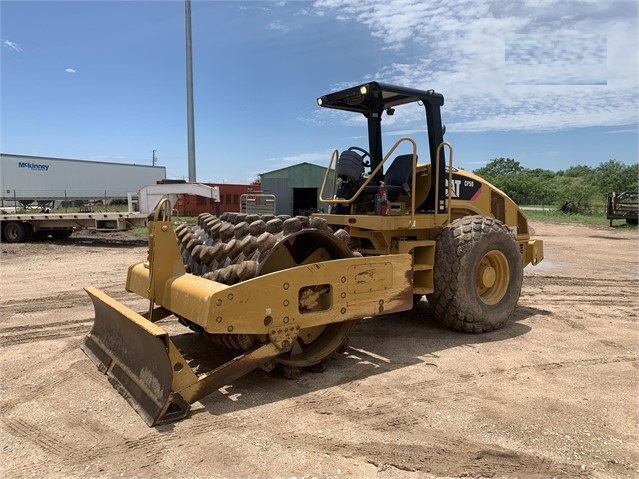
[523, 208, 637, 228]
[172, 216, 198, 225]
[128, 226, 149, 237]
[125, 216, 198, 237]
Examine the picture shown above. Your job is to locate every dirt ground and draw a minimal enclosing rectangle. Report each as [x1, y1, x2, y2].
[0, 220, 637, 479]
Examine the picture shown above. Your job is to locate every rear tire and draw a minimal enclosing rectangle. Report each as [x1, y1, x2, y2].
[3, 222, 27, 243]
[429, 215, 523, 333]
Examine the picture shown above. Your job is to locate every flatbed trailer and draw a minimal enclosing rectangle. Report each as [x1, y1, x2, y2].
[1, 211, 149, 243]
[1, 183, 221, 243]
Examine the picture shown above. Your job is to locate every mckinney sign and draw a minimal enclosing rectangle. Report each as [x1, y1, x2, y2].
[18, 161, 50, 171]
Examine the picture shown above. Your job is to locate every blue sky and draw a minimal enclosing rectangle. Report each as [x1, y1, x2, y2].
[1, 0, 637, 183]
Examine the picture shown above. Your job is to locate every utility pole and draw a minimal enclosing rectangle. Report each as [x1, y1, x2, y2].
[152, 150, 157, 166]
[185, 0, 196, 182]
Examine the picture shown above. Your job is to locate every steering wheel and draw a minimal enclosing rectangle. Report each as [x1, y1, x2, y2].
[347, 146, 372, 167]
[347, 146, 372, 161]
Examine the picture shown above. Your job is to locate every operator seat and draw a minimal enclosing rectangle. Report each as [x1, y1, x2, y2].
[362, 154, 416, 200]
[382, 154, 414, 198]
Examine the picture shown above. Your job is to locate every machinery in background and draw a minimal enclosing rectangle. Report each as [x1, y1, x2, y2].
[606, 191, 638, 226]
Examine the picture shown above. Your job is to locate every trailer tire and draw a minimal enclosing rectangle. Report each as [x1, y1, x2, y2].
[3, 221, 27, 243]
[430, 215, 523, 333]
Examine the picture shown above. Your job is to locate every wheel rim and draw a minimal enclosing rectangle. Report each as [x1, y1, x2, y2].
[258, 231, 355, 368]
[6, 226, 18, 241]
[476, 250, 510, 305]
[5, 223, 22, 242]
[277, 320, 354, 368]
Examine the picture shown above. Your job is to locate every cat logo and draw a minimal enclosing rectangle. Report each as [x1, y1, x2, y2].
[446, 178, 462, 198]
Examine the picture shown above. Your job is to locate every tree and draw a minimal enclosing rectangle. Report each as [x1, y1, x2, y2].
[494, 171, 558, 205]
[593, 160, 638, 195]
[473, 156, 637, 212]
[554, 176, 597, 214]
[474, 158, 524, 183]
[562, 165, 594, 178]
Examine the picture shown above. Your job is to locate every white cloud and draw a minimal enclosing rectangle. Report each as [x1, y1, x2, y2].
[264, 151, 335, 172]
[2, 39, 22, 52]
[311, 0, 638, 132]
[505, 33, 607, 85]
[270, 151, 329, 164]
[266, 20, 290, 32]
[65, 68, 76, 73]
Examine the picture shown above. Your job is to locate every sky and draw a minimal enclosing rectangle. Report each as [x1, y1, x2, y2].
[1, 0, 637, 183]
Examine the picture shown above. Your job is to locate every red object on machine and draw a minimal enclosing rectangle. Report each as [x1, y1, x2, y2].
[377, 181, 388, 215]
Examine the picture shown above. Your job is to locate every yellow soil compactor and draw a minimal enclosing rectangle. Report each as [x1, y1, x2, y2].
[82, 83, 544, 426]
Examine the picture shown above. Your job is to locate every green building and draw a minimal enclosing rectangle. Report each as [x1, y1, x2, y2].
[260, 162, 335, 216]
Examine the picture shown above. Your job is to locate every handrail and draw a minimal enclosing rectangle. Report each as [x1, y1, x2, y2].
[153, 196, 172, 222]
[433, 142, 454, 226]
[148, 197, 172, 321]
[319, 137, 418, 223]
[318, 149, 340, 210]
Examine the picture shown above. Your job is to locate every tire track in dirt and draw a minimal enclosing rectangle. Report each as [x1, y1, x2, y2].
[0, 288, 147, 346]
[0, 319, 91, 334]
[0, 400, 582, 479]
[1, 357, 103, 426]
[2, 345, 254, 476]
[2, 413, 144, 478]
[0, 291, 89, 314]
[457, 447, 581, 479]
[0, 322, 91, 346]
[505, 355, 637, 375]
[98, 417, 251, 473]
[525, 275, 638, 289]
[273, 375, 443, 438]
[0, 287, 134, 316]
[525, 296, 636, 307]
[0, 368, 79, 417]
[274, 432, 583, 478]
[1, 417, 83, 478]
[2, 418, 79, 457]
[3, 372, 174, 476]
[522, 275, 638, 315]
[403, 355, 637, 388]
[272, 355, 530, 428]
[276, 353, 638, 445]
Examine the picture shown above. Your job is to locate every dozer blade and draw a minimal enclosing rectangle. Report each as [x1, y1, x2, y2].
[81, 286, 191, 426]
[81, 286, 289, 427]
